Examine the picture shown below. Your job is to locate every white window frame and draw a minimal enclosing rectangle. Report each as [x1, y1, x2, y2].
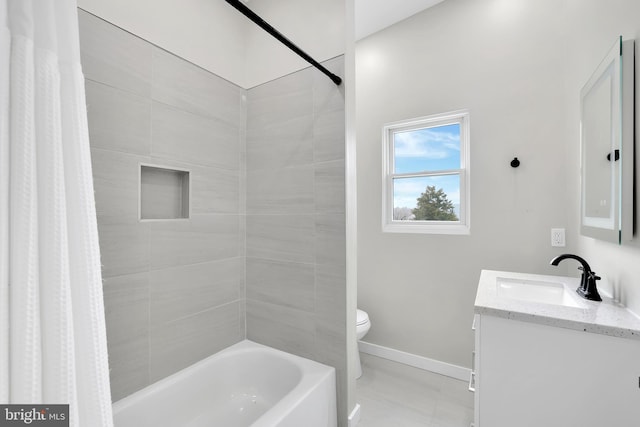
[382, 109, 470, 235]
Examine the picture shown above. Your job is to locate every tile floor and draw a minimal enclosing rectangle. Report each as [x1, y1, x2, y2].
[356, 353, 474, 427]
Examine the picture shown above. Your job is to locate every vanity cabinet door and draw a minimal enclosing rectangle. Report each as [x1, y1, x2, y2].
[476, 314, 640, 427]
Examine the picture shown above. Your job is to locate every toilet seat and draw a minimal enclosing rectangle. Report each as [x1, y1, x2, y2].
[356, 309, 369, 326]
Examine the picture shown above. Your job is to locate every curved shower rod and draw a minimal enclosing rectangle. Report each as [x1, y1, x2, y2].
[225, 0, 343, 86]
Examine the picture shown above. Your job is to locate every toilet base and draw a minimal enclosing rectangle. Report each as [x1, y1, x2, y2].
[355, 342, 363, 379]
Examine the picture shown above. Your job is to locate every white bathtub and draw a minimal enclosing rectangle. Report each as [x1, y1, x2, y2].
[112, 340, 337, 427]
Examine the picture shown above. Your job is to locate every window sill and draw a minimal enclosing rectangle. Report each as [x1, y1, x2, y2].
[382, 222, 470, 235]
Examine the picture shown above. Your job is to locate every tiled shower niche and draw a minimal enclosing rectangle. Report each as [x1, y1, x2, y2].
[140, 165, 190, 220]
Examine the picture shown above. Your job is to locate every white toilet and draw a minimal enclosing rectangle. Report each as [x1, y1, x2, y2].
[355, 309, 371, 379]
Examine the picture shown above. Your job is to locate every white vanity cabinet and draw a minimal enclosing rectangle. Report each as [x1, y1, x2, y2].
[473, 270, 640, 427]
[473, 313, 640, 427]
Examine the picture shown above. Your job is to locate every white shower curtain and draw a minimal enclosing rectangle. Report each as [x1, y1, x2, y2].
[0, 1, 113, 426]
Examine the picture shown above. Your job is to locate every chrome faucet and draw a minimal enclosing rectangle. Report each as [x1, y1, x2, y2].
[550, 254, 602, 302]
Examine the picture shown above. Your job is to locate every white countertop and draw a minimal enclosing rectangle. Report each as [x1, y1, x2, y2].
[475, 269, 640, 340]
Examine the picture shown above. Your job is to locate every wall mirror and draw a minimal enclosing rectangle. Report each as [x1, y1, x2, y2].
[580, 36, 635, 244]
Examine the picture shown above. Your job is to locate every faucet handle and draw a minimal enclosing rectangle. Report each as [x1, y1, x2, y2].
[577, 266, 598, 276]
[579, 270, 603, 301]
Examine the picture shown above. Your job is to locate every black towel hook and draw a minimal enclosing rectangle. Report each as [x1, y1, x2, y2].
[510, 157, 520, 168]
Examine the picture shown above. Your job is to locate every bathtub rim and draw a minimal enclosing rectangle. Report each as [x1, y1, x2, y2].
[112, 339, 336, 426]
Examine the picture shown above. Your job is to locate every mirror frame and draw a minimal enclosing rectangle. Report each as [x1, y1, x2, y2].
[580, 36, 635, 244]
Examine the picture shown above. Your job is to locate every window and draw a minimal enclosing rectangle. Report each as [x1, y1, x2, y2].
[382, 110, 470, 234]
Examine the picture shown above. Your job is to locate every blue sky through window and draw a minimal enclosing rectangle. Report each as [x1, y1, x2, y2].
[393, 123, 460, 173]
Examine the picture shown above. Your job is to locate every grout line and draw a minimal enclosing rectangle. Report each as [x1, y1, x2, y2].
[77, 7, 245, 90]
[156, 299, 242, 327]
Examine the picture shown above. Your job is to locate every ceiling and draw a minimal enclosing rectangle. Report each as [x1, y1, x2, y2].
[355, 0, 445, 40]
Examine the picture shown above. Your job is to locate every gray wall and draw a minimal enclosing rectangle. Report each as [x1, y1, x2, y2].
[356, 0, 640, 371]
[356, 0, 570, 368]
[245, 57, 347, 425]
[79, 10, 246, 401]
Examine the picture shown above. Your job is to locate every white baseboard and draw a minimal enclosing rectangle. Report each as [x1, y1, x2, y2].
[358, 341, 471, 381]
[348, 403, 361, 427]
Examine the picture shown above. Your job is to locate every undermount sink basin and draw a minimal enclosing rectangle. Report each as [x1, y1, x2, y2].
[496, 277, 585, 308]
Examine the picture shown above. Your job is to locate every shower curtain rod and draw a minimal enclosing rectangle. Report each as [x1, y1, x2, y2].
[224, 0, 343, 86]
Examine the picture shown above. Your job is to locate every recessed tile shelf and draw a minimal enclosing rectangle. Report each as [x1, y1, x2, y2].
[140, 164, 190, 220]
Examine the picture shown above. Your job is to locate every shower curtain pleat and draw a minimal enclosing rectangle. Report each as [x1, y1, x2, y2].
[1, 0, 114, 425]
[34, 28, 79, 421]
[60, 62, 113, 426]
[9, 21, 43, 406]
[0, 0, 12, 405]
